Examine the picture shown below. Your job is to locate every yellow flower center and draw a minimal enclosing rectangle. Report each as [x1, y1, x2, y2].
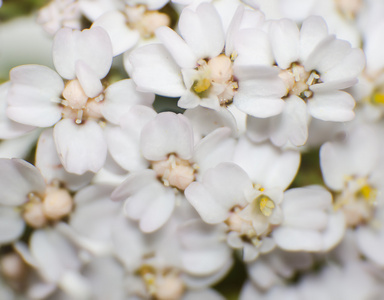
[192, 55, 238, 105]
[258, 196, 275, 217]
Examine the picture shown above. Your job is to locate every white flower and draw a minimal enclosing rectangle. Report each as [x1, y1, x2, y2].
[272, 185, 345, 252]
[37, 0, 82, 35]
[93, 2, 171, 56]
[15, 228, 90, 299]
[185, 162, 283, 262]
[129, 3, 272, 129]
[111, 211, 231, 299]
[320, 124, 382, 227]
[7, 26, 154, 174]
[241, 15, 365, 146]
[246, 249, 313, 291]
[111, 110, 236, 232]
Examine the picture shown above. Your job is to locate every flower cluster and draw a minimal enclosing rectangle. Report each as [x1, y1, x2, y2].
[0, 0, 383, 299]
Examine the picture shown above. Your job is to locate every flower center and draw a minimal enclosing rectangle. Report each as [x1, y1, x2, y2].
[279, 63, 321, 100]
[335, 0, 362, 19]
[125, 5, 171, 39]
[61, 79, 104, 124]
[334, 176, 377, 226]
[257, 195, 275, 217]
[151, 154, 196, 191]
[192, 54, 238, 106]
[371, 93, 384, 106]
[226, 207, 259, 245]
[22, 183, 73, 228]
[138, 265, 184, 300]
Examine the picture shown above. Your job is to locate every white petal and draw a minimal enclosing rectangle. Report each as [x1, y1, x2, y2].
[234, 66, 286, 118]
[106, 125, 148, 172]
[178, 3, 225, 59]
[185, 182, 230, 224]
[73, 26, 112, 79]
[283, 186, 332, 212]
[321, 211, 345, 251]
[155, 26, 197, 69]
[193, 127, 236, 177]
[0, 158, 46, 206]
[269, 19, 299, 69]
[308, 91, 355, 122]
[181, 246, 230, 276]
[53, 28, 76, 79]
[234, 138, 300, 190]
[273, 227, 322, 251]
[356, 226, 384, 267]
[185, 163, 252, 223]
[75, 61, 103, 98]
[320, 141, 349, 191]
[234, 28, 274, 66]
[320, 48, 365, 83]
[139, 187, 175, 233]
[30, 229, 80, 283]
[10, 65, 64, 96]
[0, 82, 35, 139]
[140, 112, 194, 160]
[54, 119, 107, 174]
[270, 95, 308, 147]
[8, 65, 63, 127]
[178, 88, 201, 109]
[92, 11, 140, 56]
[129, 44, 186, 97]
[70, 184, 119, 241]
[225, 5, 244, 57]
[304, 35, 352, 73]
[246, 116, 272, 143]
[111, 169, 157, 202]
[53, 27, 113, 80]
[0, 207, 25, 244]
[299, 16, 328, 62]
[36, 129, 94, 191]
[243, 243, 259, 262]
[102, 79, 154, 125]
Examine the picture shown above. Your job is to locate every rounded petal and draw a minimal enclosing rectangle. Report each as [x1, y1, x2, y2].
[308, 91, 355, 122]
[53, 27, 113, 80]
[0, 82, 35, 139]
[139, 187, 175, 233]
[155, 26, 197, 69]
[54, 119, 107, 174]
[140, 112, 194, 161]
[0, 158, 46, 206]
[30, 229, 80, 283]
[75, 60, 103, 98]
[0, 207, 25, 244]
[36, 129, 94, 191]
[270, 95, 308, 147]
[299, 16, 328, 62]
[185, 182, 230, 224]
[102, 79, 155, 125]
[269, 18, 299, 69]
[129, 44, 186, 97]
[8, 65, 63, 127]
[92, 11, 140, 56]
[273, 227, 323, 251]
[234, 138, 300, 190]
[178, 3, 225, 59]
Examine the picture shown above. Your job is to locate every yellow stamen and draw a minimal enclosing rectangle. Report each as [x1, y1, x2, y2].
[359, 184, 377, 204]
[193, 78, 211, 93]
[259, 196, 275, 217]
[373, 93, 384, 105]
